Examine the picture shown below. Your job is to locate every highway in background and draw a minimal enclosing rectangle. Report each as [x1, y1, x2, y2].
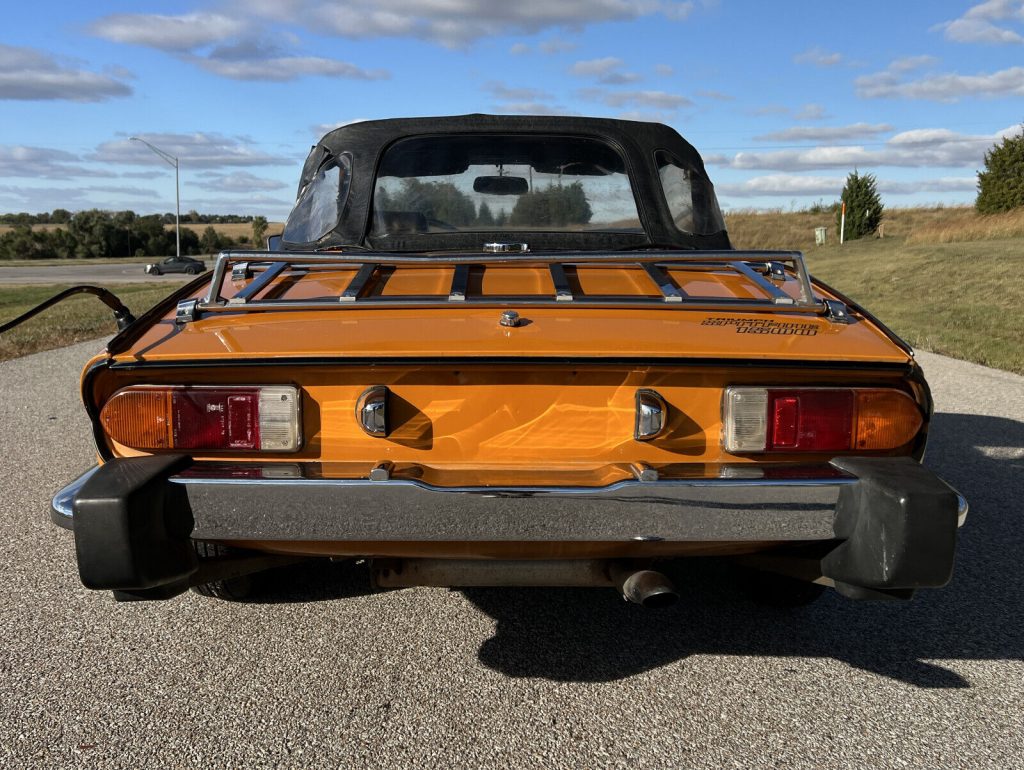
[0, 261, 208, 285]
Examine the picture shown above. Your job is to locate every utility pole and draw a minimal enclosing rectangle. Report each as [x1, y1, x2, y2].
[130, 137, 181, 257]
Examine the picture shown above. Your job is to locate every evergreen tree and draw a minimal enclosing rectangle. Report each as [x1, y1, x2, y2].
[476, 201, 495, 226]
[508, 182, 593, 228]
[976, 129, 1024, 213]
[251, 215, 269, 246]
[836, 171, 883, 240]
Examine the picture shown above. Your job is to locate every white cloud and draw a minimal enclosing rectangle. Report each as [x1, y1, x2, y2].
[539, 37, 577, 54]
[570, 57, 623, 76]
[484, 82, 555, 102]
[0, 44, 132, 102]
[91, 133, 296, 169]
[937, 1, 1024, 44]
[794, 103, 828, 121]
[195, 53, 387, 81]
[493, 102, 569, 116]
[717, 174, 979, 199]
[90, 13, 253, 51]
[90, 12, 387, 82]
[86, 185, 161, 197]
[509, 42, 531, 55]
[288, 0, 699, 47]
[484, 81, 566, 114]
[755, 123, 894, 143]
[794, 46, 843, 67]
[856, 64, 1024, 100]
[721, 125, 1022, 171]
[570, 57, 641, 84]
[194, 171, 289, 192]
[655, 64, 674, 76]
[0, 145, 116, 179]
[877, 177, 978, 195]
[888, 55, 939, 73]
[718, 174, 844, 198]
[581, 88, 692, 109]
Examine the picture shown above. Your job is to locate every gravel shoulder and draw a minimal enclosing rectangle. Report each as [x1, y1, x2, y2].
[0, 341, 1021, 769]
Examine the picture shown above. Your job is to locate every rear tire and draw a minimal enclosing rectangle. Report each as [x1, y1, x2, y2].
[737, 568, 826, 607]
[186, 265, 200, 274]
[190, 541, 256, 601]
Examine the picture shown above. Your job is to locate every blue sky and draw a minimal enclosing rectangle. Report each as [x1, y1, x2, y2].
[2, 0, 1023, 220]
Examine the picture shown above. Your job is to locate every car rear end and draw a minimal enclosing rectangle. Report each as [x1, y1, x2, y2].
[52, 251, 966, 604]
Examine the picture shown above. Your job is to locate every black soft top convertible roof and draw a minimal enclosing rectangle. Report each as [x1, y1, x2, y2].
[289, 113, 731, 251]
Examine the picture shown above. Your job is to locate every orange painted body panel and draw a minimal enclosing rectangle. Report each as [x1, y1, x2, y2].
[115, 265, 909, 365]
[83, 262, 918, 489]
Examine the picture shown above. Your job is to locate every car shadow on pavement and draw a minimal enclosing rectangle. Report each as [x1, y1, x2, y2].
[462, 412, 1024, 688]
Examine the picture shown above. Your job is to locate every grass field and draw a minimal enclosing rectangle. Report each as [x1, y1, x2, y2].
[801, 237, 1023, 375]
[0, 282, 187, 362]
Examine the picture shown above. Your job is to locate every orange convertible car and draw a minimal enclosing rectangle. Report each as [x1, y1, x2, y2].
[39, 115, 966, 605]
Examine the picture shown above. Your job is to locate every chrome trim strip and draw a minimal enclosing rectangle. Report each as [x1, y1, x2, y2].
[172, 474, 857, 492]
[50, 465, 100, 529]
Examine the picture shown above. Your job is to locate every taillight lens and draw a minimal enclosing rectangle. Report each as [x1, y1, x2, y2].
[723, 387, 922, 453]
[100, 385, 301, 452]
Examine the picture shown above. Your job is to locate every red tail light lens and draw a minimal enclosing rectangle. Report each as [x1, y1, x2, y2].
[101, 385, 301, 452]
[723, 387, 922, 453]
[767, 389, 854, 451]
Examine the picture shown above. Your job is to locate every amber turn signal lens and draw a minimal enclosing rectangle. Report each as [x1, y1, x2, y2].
[100, 388, 173, 449]
[853, 389, 923, 450]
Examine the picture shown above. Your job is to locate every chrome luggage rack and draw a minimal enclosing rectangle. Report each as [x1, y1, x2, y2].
[175, 249, 845, 324]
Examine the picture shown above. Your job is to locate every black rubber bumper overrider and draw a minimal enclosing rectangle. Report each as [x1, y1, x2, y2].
[823, 456, 960, 599]
[73, 454, 196, 591]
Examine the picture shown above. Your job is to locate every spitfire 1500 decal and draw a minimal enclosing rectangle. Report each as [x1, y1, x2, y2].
[701, 318, 819, 336]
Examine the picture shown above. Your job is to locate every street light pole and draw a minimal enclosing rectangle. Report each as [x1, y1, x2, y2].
[130, 137, 180, 258]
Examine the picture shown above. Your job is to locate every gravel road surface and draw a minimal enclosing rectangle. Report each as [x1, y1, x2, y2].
[0, 262, 206, 285]
[1, 342, 1021, 768]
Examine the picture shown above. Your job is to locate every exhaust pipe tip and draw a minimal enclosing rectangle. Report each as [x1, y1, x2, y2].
[618, 569, 679, 608]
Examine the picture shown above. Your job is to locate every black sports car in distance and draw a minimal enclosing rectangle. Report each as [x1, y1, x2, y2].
[144, 256, 207, 276]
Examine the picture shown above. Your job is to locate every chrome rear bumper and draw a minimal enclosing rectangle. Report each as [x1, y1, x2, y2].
[54, 462, 862, 542]
[52, 456, 967, 598]
[52, 460, 968, 542]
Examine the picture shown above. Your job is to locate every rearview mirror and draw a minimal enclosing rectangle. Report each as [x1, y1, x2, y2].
[473, 176, 529, 195]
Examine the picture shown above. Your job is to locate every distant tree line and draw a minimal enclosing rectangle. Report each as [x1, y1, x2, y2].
[0, 209, 259, 227]
[0, 209, 252, 260]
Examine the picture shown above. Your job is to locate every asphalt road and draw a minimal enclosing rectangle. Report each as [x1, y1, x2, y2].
[0, 262, 207, 285]
[1, 342, 1021, 768]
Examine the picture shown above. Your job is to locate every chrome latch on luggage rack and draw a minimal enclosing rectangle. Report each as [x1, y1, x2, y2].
[175, 299, 199, 325]
[823, 299, 854, 324]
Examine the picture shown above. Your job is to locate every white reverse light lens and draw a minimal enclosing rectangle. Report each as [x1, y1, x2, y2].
[723, 387, 768, 453]
[258, 386, 301, 451]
